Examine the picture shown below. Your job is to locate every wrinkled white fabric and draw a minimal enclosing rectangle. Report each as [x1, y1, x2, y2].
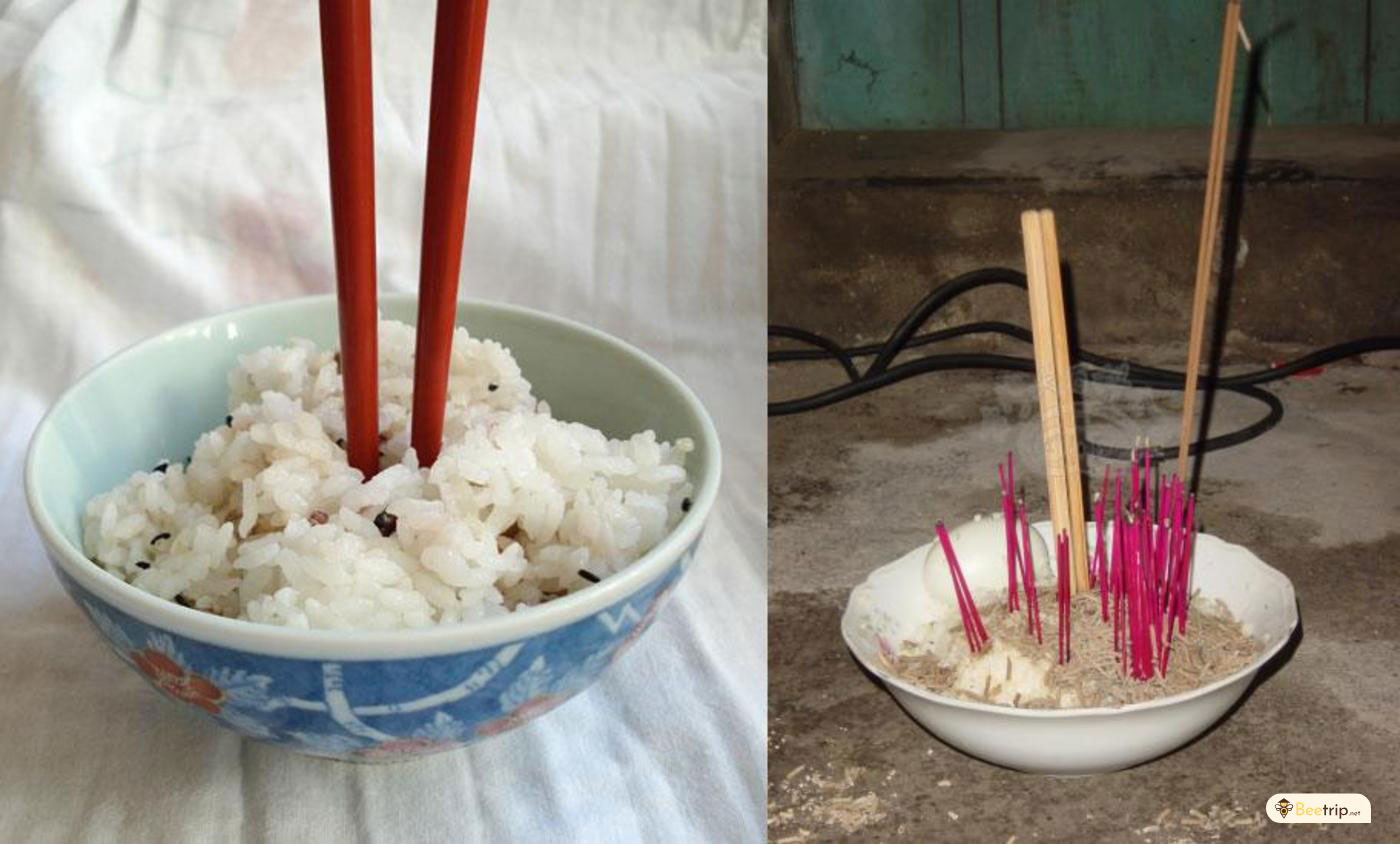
[0, 1, 766, 840]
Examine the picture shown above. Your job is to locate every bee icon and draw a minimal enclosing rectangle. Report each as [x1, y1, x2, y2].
[1274, 798, 1293, 818]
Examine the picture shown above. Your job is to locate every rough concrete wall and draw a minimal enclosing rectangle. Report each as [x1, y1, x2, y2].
[770, 127, 1400, 357]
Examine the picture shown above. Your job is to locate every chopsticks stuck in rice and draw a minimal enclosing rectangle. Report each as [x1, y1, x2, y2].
[318, 0, 492, 476]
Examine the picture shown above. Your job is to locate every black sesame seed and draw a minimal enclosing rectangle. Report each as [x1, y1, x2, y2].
[225, 415, 233, 426]
[681, 497, 692, 513]
[373, 511, 398, 537]
[135, 561, 151, 570]
[577, 569, 600, 584]
[152, 461, 170, 473]
[488, 383, 499, 392]
[150, 532, 171, 545]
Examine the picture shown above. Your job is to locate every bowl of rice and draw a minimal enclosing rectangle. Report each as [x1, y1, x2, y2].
[25, 294, 719, 761]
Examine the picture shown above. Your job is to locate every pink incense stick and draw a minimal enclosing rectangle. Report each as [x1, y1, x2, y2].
[1164, 481, 1188, 634]
[1138, 527, 1152, 679]
[1055, 532, 1064, 663]
[1128, 515, 1147, 678]
[1118, 517, 1129, 675]
[1145, 514, 1160, 676]
[1125, 516, 1137, 676]
[1143, 517, 1161, 678]
[1154, 502, 1170, 593]
[1091, 466, 1109, 612]
[1162, 475, 1181, 605]
[939, 536, 977, 654]
[1089, 466, 1107, 585]
[1007, 454, 1020, 611]
[1157, 477, 1169, 548]
[1056, 533, 1062, 664]
[1018, 499, 1043, 644]
[1178, 495, 1197, 634]
[1160, 601, 1176, 675]
[1057, 532, 1071, 664]
[1112, 476, 1125, 652]
[1142, 446, 1153, 514]
[1129, 449, 1140, 517]
[1161, 499, 1183, 675]
[997, 461, 1020, 612]
[936, 521, 989, 652]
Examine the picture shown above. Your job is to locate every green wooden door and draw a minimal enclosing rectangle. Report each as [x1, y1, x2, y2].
[792, 0, 1394, 129]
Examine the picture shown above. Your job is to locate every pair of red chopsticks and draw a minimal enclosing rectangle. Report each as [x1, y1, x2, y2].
[318, 0, 490, 477]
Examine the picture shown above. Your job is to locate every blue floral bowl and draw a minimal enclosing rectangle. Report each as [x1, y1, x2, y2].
[25, 295, 720, 762]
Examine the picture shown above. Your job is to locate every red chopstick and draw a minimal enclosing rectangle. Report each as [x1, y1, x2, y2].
[318, 0, 379, 477]
[411, 0, 491, 467]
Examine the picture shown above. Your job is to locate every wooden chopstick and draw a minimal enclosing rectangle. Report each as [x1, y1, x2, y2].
[1038, 210, 1090, 592]
[411, 0, 491, 467]
[1019, 210, 1073, 587]
[318, 0, 380, 477]
[1177, 0, 1243, 482]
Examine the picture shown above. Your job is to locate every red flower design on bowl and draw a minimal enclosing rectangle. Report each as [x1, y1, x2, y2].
[131, 648, 225, 714]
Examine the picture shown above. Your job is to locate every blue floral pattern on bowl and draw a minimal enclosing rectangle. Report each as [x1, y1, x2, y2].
[55, 544, 692, 762]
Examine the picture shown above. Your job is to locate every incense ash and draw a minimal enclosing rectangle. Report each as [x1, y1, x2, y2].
[888, 590, 1259, 709]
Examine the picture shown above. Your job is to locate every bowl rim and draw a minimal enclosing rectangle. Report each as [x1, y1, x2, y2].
[25, 293, 722, 659]
[841, 524, 1299, 718]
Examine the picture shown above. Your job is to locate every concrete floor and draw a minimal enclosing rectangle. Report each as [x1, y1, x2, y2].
[767, 127, 1400, 842]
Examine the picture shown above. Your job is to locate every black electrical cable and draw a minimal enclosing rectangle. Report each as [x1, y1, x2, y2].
[768, 268, 1400, 462]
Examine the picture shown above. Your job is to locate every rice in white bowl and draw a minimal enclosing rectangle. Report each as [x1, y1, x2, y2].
[82, 320, 693, 630]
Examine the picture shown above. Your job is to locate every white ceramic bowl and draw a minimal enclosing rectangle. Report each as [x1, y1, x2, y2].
[842, 521, 1298, 774]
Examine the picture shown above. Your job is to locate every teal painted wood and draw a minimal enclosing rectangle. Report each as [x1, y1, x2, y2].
[959, 0, 1002, 128]
[792, 0, 964, 129]
[999, 1, 1246, 129]
[792, 0, 1390, 130]
[1369, 0, 1400, 122]
[1263, 0, 1367, 124]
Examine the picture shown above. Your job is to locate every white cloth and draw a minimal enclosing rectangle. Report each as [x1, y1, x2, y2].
[0, 1, 765, 840]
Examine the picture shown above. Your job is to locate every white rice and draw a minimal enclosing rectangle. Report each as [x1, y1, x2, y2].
[82, 320, 693, 630]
